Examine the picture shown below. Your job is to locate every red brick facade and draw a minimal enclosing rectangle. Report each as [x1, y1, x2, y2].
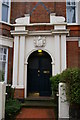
[26, 25, 54, 31]
[1, 2, 80, 98]
[66, 41, 79, 68]
[0, 23, 13, 84]
[1, 2, 80, 79]
[67, 25, 80, 37]
[7, 48, 13, 84]
[66, 25, 80, 68]
[0, 23, 12, 37]
[14, 89, 24, 99]
[10, 2, 66, 24]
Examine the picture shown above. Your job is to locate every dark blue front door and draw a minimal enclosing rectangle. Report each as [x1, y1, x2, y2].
[27, 51, 52, 96]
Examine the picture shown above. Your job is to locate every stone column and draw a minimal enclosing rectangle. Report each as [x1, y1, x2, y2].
[24, 63, 28, 98]
[12, 36, 19, 87]
[52, 62, 55, 76]
[61, 35, 66, 72]
[18, 36, 25, 88]
[54, 35, 60, 75]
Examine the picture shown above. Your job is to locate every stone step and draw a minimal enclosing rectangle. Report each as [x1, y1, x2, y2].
[25, 96, 54, 101]
[21, 97, 57, 108]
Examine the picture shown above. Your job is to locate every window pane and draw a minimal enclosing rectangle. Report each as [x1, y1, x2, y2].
[3, 55, 6, 61]
[66, 0, 76, 23]
[0, 62, 5, 71]
[67, 6, 76, 23]
[0, 48, 3, 53]
[4, 48, 7, 54]
[2, 4, 8, 22]
[0, 70, 4, 81]
[67, 0, 75, 5]
[0, 55, 3, 60]
[0, 62, 6, 81]
[0, 62, 3, 71]
[0, 47, 8, 82]
[67, 0, 70, 5]
[2, 62, 6, 71]
[2, 0, 9, 5]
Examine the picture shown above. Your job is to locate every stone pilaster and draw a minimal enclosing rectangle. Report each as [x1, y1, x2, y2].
[54, 35, 60, 75]
[12, 36, 19, 87]
[18, 36, 25, 88]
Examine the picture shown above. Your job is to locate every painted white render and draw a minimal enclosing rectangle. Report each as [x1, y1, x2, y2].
[12, 36, 19, 88]
[18, 36, 25, 88]
[59, 83, 69, 119]
[50, 13, 65, 24]
[15, 14, 30, 25]
[11, 14, 69, 98]
[0, 35, 13, 47]
[0, 82, 6, 120]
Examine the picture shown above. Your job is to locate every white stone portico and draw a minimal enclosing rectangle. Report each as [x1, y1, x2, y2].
[11, 14, 69, 98]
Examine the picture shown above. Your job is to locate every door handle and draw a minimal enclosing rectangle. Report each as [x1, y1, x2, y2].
[38, 70, 40, 73]
[38, 74, 40, 77]
[43, 70, 50, 74]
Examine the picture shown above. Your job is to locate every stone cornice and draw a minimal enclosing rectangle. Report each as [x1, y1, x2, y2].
[0, 35, 13, 40]
[0, 35, 13, 47]
[10, 30, 29, 36]
[28, 30, 52, 35]
[12, 22, 67, 27]
[51, 29, 70, 35]
[0, 21, 13, 26]
[66, 37, 79, 41]
[11, 29, 69, 36]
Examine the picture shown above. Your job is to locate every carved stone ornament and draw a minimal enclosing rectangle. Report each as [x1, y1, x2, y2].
[34, 36, 46, 47]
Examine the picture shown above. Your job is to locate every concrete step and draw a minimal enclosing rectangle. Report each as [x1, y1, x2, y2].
[21, 97, 57, 108]
[24, 96, 54, 101]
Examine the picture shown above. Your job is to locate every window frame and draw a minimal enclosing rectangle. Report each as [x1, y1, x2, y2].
[66, 0, 77, 24]
[0, 46, 8, 83]
[2, 0, 11, 23]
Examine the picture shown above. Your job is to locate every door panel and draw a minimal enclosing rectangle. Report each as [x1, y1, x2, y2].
[27, 51, 52, 96]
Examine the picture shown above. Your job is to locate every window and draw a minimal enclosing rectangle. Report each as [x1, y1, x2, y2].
[2, 0, 10, 22]
[0, 47, 8, 83]
[66, 0, 76, 23]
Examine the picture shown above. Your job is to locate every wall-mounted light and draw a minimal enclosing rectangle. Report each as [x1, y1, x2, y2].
[38, 50, 42, 53]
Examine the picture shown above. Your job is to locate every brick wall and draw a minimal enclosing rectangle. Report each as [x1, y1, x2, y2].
[30, 3, 50, 23]
[66, 26, 80, 68]
[67, 25, 80, 37]
[55, 2, 66, 18]
[66, 41, 78, 68]
[10, 2, 66, 24]
[0, 23, 12, 37]
[14, 89, 24, 99]
[26, 25, 54, 31]
[10, 2, 26, 24]
[7, 48, 13, 84]
[78, 47, 80, 68]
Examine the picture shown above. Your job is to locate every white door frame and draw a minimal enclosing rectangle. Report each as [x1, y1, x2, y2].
[24, 49, 54, 98]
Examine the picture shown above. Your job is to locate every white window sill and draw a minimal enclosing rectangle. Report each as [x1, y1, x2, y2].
[67, 23, 78, 25]
[0, 21, 12, 26]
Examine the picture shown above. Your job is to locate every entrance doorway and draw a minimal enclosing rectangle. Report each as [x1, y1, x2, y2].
[27, 50, 52, 97]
